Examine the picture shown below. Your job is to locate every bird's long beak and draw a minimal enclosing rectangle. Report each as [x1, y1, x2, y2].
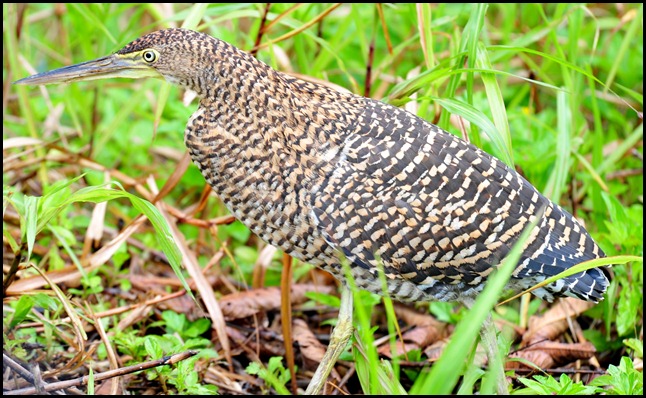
[14, 54, 161, 86]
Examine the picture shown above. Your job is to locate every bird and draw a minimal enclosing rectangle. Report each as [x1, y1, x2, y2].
[15, 28, 609, 394]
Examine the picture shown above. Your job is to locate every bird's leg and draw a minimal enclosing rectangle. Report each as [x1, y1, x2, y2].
[304, 285, 354, 395]
[476, 309, 509, 395]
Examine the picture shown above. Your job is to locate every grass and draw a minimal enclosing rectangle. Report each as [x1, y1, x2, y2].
[3, 3, 643, 395]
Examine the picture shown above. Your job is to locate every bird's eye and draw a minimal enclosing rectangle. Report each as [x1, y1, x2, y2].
[142, 50, 157, 63]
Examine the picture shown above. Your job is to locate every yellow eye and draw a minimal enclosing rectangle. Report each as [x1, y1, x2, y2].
[142, 50, 157, 63]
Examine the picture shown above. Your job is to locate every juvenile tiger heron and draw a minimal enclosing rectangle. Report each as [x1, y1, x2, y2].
[15, 28, 609, 394]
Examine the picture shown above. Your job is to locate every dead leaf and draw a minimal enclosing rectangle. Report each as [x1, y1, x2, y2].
[219, 284, 335, 320]
[507, 348, 554, 370]
[393, 303, 446, 327]
[2, 137, 44, 149]
[377, 304, 447, 358]
[508, 340, 597, 369]
[522, 298, 594, 345]
[378, 324, 448, 358]
[423, 339, 450, 363]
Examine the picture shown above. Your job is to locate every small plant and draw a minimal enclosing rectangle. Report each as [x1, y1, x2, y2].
[246, 356, 293, 394]
[112, 324, 218, 393]
[515, 373, 599, 395]
[590, 356, 643, 395]
[168, 354, 219, 395]
[158, 310, 211, 341]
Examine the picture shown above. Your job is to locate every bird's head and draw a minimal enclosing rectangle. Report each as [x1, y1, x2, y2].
[14, 29, 218, 89]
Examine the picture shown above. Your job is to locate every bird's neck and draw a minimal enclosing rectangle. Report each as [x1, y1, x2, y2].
[190, 43, 363, 151]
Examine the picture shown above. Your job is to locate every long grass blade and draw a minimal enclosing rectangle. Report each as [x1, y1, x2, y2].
[543, 90, 571, 202]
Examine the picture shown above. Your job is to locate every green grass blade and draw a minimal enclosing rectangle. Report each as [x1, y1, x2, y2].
[417, 3, 435, 69]
[32, 183, 189, 299]
[499, 255, 643, 305]
[68, 4, 117, 44]
[24, 196, 39, 263]
[464, 3, 488, 106]
[604, 4, 643, 93]
[543, 90, 572, 202]
[475, 42, 513, 165]
[430, 97, 514, 166]
[181, 3, 209, 30]
[597, 124, 643, 175]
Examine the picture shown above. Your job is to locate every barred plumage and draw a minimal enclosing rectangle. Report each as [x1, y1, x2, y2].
[116, 28, 608, 303]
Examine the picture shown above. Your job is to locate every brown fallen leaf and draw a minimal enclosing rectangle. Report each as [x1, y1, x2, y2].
[219, 284, 335, 321]
[292, 318, 327, 362]
[423, 339, 451, 363]
[508, 340, 597, 369]
[393, 303, 446, 327]
[203, 363, 249, 394]
[507, 348, 554, 370]
[378, 324, 448, 358]
[522, 298, 594, 345]
[377, 304, 447, 358]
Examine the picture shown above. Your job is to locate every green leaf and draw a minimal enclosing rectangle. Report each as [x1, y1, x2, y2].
[163, 311, 186, 334]
[10, 295, 35, 328]
[246, 361, 261, 375]
[23, 195, 39, 263]
[144, 337, 163, 359]
[623, 338, 643, 358]
[616, 281, 640, 336]
[475, 43, 513, 165]
[181, 3, 209, 30]
[29, 183, 191, 300]
[591, 356, 643, 395]
[87, 367, 95, 395]
[31, 293, 59, 312]
[304, 291, 341, 308]
[517, 375, 554, 395]
[543, 89, 572, 202]
[245, 358, 291, 395]
[517, 374, 599, 395]
[184, 318, 211, 338]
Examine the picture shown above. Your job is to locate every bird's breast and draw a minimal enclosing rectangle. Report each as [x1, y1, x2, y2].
[184, 107, 336, 263]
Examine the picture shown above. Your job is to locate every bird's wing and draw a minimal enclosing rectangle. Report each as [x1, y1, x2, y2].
[310, 98, 606, 300]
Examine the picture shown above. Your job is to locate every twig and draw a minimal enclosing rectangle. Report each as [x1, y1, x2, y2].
[280, 253, 297, 394]
[3, 242, 26, 298]
[3, 353, 36, 385]
[3, 350, 199, 395]
[252, 4, 341, 52]
[261, 4, 304, 36]
[251, 3, 271, 57]
[606, 168, 643, 180]
[376, 4, 393, 54]
[365, 35, 375, 98]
